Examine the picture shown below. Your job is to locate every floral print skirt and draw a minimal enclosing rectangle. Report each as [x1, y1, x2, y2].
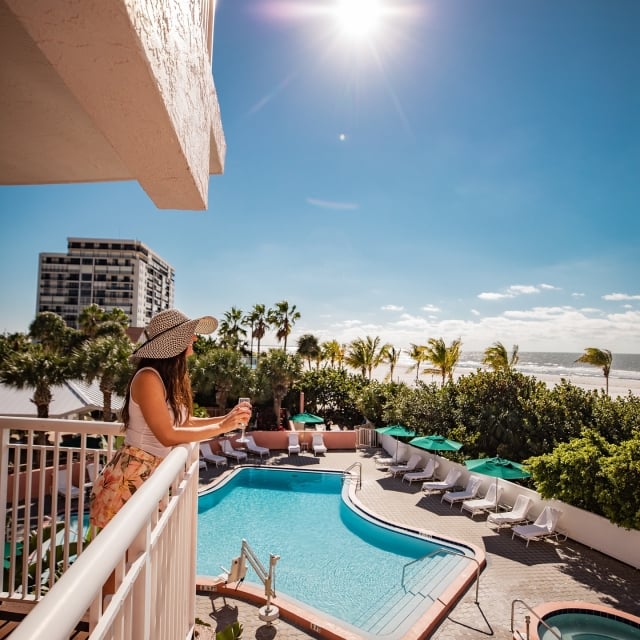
[89, 444, 163, 529]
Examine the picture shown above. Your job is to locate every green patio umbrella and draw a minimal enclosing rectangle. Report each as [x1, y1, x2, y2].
[409, 434, 463, 453]
[375, 424, 416, 459]
[375, 424, 416, 437]
[464, 456, 531, 511]
[289, 412, 324, 424]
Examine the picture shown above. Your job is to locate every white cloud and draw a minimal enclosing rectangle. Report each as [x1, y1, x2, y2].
[381, 304, 404, 311]
[479, 283, 560, 301]
[572, 292, 585, 297]
[471, 309, 481, 316]
[306, 197, 359, 211]
[421, 304, 441, 313]
[509, 284, 540, 295]
[478, 292, 510, 300]
[603, 292, 640, 301]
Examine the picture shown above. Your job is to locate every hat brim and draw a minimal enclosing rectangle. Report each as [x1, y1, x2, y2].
[131, 315, 217, 360]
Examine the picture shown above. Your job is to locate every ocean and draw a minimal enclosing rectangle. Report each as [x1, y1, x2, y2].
[388, 351, 640, 386]
[459, 352, 640, 383]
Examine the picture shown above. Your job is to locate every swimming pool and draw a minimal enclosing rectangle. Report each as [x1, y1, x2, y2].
[531, 602, 640, 640]
[197, 467, 479, 639]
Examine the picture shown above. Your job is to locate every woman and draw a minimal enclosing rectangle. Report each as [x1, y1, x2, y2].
[90, 308, 251, 529]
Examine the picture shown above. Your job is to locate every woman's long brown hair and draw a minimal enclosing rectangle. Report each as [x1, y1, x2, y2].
[121, 352, 193, 430]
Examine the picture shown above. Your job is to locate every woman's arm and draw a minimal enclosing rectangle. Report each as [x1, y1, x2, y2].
[131, 370, 251, 447]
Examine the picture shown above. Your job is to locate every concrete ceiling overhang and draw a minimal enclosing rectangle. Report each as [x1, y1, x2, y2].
[0, 0, 226, 210]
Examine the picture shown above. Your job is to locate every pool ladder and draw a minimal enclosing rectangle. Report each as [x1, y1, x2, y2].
[343, 462, 362, 490]
[511, 599, 561, 640]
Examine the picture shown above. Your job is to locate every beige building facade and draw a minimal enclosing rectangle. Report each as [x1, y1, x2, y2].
[37, 237, 174, 328]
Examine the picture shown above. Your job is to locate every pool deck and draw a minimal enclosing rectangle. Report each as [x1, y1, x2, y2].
[195, 447, 640, 640]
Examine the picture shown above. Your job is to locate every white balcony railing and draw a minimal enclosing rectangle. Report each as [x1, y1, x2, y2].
[1, 416, 199, 640]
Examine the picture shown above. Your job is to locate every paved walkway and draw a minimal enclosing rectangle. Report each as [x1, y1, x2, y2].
[195, 448, 640, 640]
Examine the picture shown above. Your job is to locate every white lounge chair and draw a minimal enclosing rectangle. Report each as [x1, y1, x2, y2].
[57, 468, 81, 499]
[422, 468, 462, 495]
[388, 454, 423, 477]
[245, 435, 270, 459]
[375, 453, 402, 469]
[287, 433, 301, 455]
[442, 475, 482, 508]
[402, 459, 439, 484]
[512, 506, 564, 547]
[220, 439, 248, 463]
[200, 442, 228, 468]
[461, 483, 503, 518]
[312, 434, 327, 456]
[487, 494, 533, 529]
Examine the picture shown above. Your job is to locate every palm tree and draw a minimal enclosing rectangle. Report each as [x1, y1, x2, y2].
[190, 348, 248, 410]
[345, 336, 386, 379]
[483, 342, 519, 372]
[78, 304, 129, 339]
[422, 337, 462, 386]
[217, 307, 247, 352]
[406, 343, 426, 384]
[382, 345, 401, 382]
[268, 300, 300, 351]
[0, 344, 72, 418]
[256, 349, 302, 428]
[576, 347, 613, 395]
[244, 304, 271, 365]
[321, 340, 345, 369]
[297, 334, 321, 370]
[29, 311, 77, 353]
[72, 334, 133, 421]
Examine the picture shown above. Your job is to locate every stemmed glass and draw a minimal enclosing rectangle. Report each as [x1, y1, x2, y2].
[237, 397, 250, 443]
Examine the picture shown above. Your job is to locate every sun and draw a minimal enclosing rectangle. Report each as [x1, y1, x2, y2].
[335, 0, 385, 39]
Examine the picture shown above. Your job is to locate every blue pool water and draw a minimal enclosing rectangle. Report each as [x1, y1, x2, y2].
[197, 467, 473, 638]
[540, 611, 640, 640]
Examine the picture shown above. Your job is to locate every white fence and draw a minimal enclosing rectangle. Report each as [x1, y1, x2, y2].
[1, 416, 199, 639]
[378, 434, 640, 570]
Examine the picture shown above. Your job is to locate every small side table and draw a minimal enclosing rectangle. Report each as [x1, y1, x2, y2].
[300, 442, 309, 453]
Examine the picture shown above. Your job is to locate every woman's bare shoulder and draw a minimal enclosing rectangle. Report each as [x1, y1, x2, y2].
[131, 368, 165, 396]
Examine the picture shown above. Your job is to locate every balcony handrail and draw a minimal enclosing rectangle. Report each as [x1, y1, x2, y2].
[9, 443, 192, 640]
[1, 416, 199, 640]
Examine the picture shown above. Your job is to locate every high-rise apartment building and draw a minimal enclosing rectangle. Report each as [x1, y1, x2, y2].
[37, 238, 175, 329]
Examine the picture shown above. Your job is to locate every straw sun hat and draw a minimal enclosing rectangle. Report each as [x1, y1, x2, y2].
[131, 309, 218, 360]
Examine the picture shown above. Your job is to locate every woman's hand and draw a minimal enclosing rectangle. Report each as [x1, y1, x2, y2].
[219, 402, 252, 433]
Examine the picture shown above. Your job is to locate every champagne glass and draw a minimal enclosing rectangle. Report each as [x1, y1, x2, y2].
[238, 397, 250, 441]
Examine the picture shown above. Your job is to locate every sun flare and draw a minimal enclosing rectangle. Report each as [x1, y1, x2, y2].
[335, 0, 385, 39]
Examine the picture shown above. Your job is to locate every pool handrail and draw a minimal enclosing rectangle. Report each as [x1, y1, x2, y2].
[402, 548, 481, 604]
[344, 461, 362, 490]
[511, 598, 561, 640]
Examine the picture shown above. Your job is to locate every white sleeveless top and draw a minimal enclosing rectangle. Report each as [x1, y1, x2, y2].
[124, 367, 186, 458]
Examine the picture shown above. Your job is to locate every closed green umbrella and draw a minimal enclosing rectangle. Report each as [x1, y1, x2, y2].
[464, 456, 531, 511]
[375, 424, 416, 459]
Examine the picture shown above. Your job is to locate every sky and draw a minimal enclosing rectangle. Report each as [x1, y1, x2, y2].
[1, 0, 639, 355]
